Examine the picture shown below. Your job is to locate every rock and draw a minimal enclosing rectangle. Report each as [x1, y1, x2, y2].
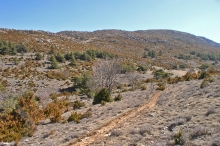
[0, 142, 16, 146]
[148, 113, 154, 117]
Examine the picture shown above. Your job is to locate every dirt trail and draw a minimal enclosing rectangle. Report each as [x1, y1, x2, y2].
[62, 91, 161, 146]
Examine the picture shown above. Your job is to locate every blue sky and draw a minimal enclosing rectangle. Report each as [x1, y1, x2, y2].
[1, 0, 220, 43]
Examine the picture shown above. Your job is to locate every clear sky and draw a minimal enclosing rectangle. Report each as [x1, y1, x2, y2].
[1, 0, 220, 43]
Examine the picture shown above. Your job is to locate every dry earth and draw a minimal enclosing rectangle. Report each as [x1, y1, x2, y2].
[64, 92, 161, 146]
[16, 75, 220, 146]
[89, 76, 220, 146]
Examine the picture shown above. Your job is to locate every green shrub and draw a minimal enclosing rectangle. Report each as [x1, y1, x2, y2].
[55, 52, 66, 62]
[101, 100, 106, 106]
[121, 63, 136, 73]
[114, 94, 122, 101]
[71, 72, 93, 96]
[93, 88, 113, 105]
[2, 95, 18, 113]
[137, 65, 147, 72]
[199, 71, 210, 79]
[153, 69, 170, 79]
[35, 52, 43, 60]
[49, 55, 59, 69]
[174, 130, 184, 145]
[16, 43, 29, 53]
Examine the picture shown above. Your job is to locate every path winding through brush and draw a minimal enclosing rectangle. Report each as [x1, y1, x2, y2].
[63, 91, 161, 146]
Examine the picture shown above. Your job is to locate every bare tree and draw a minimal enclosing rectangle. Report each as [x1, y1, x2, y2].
[124, 72, 141, 91]
[93, 59, 121, 93]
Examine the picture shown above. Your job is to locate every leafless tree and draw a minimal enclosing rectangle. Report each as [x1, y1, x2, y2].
[124, 72, 141, 91]
[92, 59, 121, 93]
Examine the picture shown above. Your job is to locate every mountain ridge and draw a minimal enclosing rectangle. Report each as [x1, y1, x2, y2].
[57, 29, 220, 48]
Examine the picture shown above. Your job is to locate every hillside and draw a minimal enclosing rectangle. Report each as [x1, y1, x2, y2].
[1, 28, 220, 70]
[0, 28, 220, 146]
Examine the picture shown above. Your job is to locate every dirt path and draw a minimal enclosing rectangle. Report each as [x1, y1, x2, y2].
[62, 91, 161, 146]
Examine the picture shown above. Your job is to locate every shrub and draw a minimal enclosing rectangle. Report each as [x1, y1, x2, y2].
[168, 117, 189, 131]
[0, 91, 44, 142]
[140, 84, 147, 90]
[199, 64, 209, 71]
[35, 52, 43, 60]
[101, 100, 106, 106]
[93, 88, 113, 105]
[81, 108, 92, 119]
[200, 79, 209, 88]
[71, 72, 93, 96]
[139, 126, 151, 136]
[55, 52, 66, 62]
[114, 94, 122, 101]
[156, 82, 165, 91]
[16, 43, 29, 53]
[121, 63, 136, 73]
[1, 95, 18, 113]
[68, 109, 92, 123]
[212, 137, 220, 146]
[49, 55, 59, 69]
[17, 91, 45, 123]
[44, 102, 62, 123]
[137, 65, 147, 72]
[205, 107, 215, 116]
[73, 100, 85, 109]
[0, 109, 36, 142]
[67, 112, 82, 123]
[110, 130, 122, 137]
[153, 69, 170, 79]
[174, 130, 184, 145]
[69, 55, 76, 66]
[199, 71, 210, 79]
[189, 127, 210, 140]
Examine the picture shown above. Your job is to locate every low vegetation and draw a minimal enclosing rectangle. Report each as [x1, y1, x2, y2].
[0, 29, 220, 145]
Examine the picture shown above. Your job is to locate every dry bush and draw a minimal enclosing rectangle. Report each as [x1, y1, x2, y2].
[0, 91, 44, 142]
[156, 82, 165, 91]
[67, 112, 82, 123]
[68, 109, 92, 123]
[212, 137, 220, 146]
[189, 126, 211, 140]
[205, 107, 215, 116]
[139, 126, 152, 136]
[110, 129, 123, 137]
[0, 109, 37, 142]
[47, 70, 70, 80]
[17, 91, 45, 123]
[168, 115, 191, 131]
[73, 100, 85, 110]
[44, 102, 62, 123]
[130, 134, 142, 143]
[129, 129, 139, 135]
